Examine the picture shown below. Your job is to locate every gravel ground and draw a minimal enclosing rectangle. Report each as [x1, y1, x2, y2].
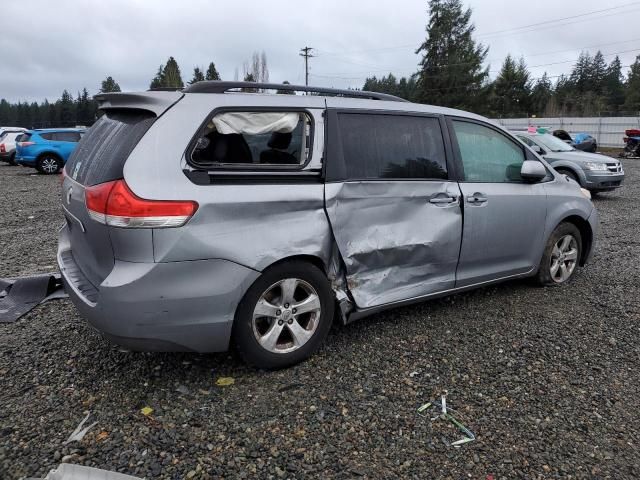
[1, 158, 639, 479]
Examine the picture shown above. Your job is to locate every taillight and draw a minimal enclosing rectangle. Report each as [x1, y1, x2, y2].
[85, 179, 198, 228]
[0, 144, 5, 153]
[19, 141, 35, 147]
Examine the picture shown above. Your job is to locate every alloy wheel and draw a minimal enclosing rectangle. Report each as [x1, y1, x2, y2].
[41, 157, 59, 174]
[550, 234, 578, 283]
[252, 278, 321, 354]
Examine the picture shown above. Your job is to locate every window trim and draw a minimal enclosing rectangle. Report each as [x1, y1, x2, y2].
[446, 116, 544, 184]
[184, 106, 316, 172]
[324, 108, 455, 183]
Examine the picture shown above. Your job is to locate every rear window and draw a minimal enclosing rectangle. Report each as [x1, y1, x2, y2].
[65, 109, 156, 185]
[337, 113, 448, 180]
[17, 133, 30, 142]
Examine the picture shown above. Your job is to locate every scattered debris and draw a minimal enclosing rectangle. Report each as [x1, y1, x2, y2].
[0, 274, 67, 323]
[140, 406, 154, 416]
[417, 394, 476, 447]
[215, 377, 235, 387]
[63, 413, 97, 445]
[96, 431, 109, 441]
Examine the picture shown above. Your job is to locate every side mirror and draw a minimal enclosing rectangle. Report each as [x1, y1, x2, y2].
[520, 160, 547, 182]
[531, 145, 543, 154]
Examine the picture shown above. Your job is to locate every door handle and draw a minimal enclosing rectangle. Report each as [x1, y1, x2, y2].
[467, 194, 488, 204]
[429, 196, 457, 205]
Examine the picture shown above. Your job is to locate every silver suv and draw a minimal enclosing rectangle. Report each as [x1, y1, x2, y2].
[58, 82, 598, 368]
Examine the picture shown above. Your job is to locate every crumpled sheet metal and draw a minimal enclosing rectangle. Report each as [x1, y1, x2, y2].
[325, 181, 462, 308]
[32, 464, 143, 480]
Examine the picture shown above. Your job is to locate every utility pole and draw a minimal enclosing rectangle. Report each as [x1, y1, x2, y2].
[300, 47, 314, 86]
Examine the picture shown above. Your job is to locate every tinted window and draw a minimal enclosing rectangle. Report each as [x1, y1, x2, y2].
[54, 131, 81, 142]
[452, 121, 525, 183]
[338, 113, 447, 180]
[190, 111, 311, 168]
[40, 133, 55, 141]
[65, 109, 155, 186]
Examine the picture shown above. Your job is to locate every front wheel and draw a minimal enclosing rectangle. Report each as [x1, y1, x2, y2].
[233, 261, 335, 369]
[36, 155, 62, 174]
[535, 223, 582, 286]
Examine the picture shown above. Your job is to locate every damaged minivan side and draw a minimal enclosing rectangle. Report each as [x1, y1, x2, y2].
[58, 82, 598, 368]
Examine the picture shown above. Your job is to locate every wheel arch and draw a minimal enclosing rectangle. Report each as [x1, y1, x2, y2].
[260, 254, 328, 276]
[36, 150, 63, 162]
[558, 214, 593, 266]
[551, 162, 586, 186]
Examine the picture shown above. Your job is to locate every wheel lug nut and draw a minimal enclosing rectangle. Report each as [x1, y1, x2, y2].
[276, 310, 281, 316]
[284, 303, 289, 308]
[288, 319, 293, 324]
[278, 320, 284, 326]
[292, 308, 297, 314]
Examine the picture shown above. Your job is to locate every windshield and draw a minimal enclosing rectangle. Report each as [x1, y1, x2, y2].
[534, 133, 574, 152]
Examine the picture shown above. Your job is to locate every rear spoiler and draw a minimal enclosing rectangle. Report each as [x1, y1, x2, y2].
[93, 91, 184, 117]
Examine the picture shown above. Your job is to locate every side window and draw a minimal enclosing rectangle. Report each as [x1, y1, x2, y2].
[516, 135, 535, 147]
[40, 133, 55, 141]
[452, 120, 525, 183]
[54, 132, 81, 142]
[190, 111, 312, 168]
[338, 113, 447, 180]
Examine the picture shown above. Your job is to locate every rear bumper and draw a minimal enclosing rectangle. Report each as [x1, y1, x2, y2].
[583, 171, 624, 191]
[57, 227, 260, 352]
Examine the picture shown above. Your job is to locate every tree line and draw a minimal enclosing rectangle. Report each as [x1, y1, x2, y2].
[364, 0, 640, 117]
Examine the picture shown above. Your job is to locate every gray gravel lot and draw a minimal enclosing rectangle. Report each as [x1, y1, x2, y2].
[1, 159, 639, 479]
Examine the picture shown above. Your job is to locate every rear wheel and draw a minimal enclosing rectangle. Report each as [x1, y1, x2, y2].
[36, 154, 62, 174]
[535, 223, 582, 286]
[233, 261, 334, 369]
[8, 153, 16, 166]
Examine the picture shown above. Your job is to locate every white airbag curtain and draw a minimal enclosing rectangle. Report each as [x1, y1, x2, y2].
[212, 112, 300, 135]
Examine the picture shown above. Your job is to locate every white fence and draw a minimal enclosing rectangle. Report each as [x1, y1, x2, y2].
[492, 117, 640, 148]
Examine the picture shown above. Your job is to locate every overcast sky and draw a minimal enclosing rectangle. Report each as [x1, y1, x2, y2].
[1, 0, 639, 102]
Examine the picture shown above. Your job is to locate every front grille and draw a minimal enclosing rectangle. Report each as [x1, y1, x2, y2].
[606, 162, 622, 173]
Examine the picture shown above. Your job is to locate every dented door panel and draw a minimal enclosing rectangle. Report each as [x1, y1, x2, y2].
[325, 181, 462, 308]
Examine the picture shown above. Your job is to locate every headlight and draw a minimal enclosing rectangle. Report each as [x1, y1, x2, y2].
[580, 188, 591, 199]
[584, 162, 608, 171]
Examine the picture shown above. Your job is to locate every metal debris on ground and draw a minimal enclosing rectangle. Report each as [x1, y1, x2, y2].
[0, 273, 67, 323]
[417, 394, 476, 447]
[63, 413, 97, 445]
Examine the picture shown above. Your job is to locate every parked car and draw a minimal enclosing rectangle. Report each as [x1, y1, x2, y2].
[58, 82, 598, 368]
[620, 129, 640, 158]
[15, 128, 85, 174]
[0, 127, 27, 165]
[552, 129, 598, 153]
[513, 130, 623, 194]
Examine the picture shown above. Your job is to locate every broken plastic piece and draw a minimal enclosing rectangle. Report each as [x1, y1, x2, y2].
[140, 406, 154, 416]
[215, 377, 235, 386]
[417, 395, 476, 447]
[63, 413, 97, 445]
[36, 463, 143, 480]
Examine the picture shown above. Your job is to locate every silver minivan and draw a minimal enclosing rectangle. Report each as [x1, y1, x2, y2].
[58, 82, 598, 368]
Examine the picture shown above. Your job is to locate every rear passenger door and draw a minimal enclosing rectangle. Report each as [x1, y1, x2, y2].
[324, 108, 463, 309]
[448, 118, 547, 286]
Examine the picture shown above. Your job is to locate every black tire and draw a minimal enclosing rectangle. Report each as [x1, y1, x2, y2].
[535, 222, 582, 286]
[233, 260, 334, 369]
[8, 153, 16, 166]
[36, 154, 62, 174]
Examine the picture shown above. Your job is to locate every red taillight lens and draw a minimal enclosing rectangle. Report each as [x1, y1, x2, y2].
[85, 179, 198, 228]
[0, 144, 5, 153]
[19, 141, 35, 147]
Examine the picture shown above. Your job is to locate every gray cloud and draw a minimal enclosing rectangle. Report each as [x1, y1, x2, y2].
[1, 0, 638, 102]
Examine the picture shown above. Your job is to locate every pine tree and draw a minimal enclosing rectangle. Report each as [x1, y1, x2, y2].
[100, 76, 121, 93]
[490, 55, 531, 116]
[415, 0, 489, 111]
[205, 62, 221, 81]
[590, 51, 607, 95]
[624, 55, 640, 113]
[58, 90, 75, 127]
[530, 72, 553, 116]
[161, 57, 184, 88]
[149, 65, 164, 89]
[603, 56, 625, 113]
[189, 67, 205, 85]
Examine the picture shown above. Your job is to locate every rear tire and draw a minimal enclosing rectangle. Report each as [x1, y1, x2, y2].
[8, 153, 16, 166]
[36, 154, 62, 174]
[233, 261, 334, 369]
[535, 223, 582, 286]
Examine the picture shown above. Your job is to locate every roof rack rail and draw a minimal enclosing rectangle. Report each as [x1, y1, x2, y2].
[182, 81, 409, 102]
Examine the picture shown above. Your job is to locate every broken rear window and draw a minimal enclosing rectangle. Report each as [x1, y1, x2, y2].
[190, 111, 312, 169]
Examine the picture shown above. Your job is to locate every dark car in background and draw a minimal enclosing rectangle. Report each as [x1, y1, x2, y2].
[553, 129, 598, 153]
[15, 128, 85, 174]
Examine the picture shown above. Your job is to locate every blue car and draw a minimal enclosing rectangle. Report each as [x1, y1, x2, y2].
[15, 128, 85, 174]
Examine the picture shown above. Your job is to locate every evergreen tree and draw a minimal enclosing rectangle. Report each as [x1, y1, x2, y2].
[100, 76, 121, 93]
[58, 90, 75, 127]
[415, 0, 489, 111]
[161, 57, 184, 88]
[205, 62, 221, 81]
[490, 55, 531, 116]
[624, 55, 640, 113]
[603, 56, 625, 113]
[530, 72, 553, 117]
[189, 67, 205, 85]
[590, 51, 607, 95]
[149, 65, 164, 89]
[76, 88, 94, 125]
